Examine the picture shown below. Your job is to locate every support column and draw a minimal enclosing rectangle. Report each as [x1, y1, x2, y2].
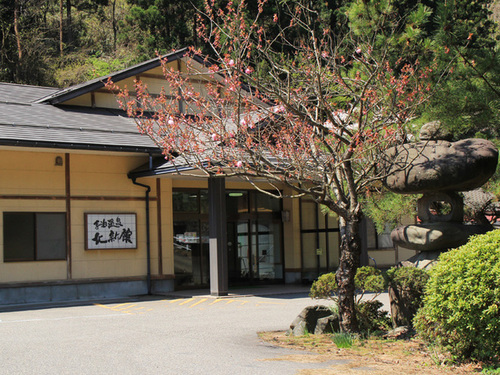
[208, 176, 228, 296]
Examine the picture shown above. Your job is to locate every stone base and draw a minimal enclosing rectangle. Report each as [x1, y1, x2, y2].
[391, 222, 491, 252]
[399, 251, 443, 269]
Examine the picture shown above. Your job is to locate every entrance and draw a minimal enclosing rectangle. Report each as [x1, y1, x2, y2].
[173, 189, 283, 288]
[227, 218, 282, 284]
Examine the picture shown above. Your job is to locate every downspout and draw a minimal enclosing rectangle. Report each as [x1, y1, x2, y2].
[131, 155, 153, 295]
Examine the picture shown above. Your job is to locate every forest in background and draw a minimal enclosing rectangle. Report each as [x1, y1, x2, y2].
[0, 0, 499, 141]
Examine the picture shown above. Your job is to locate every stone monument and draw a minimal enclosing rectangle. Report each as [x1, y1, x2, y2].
[381, 122, 498, 327]
[382, 122, 498, 258]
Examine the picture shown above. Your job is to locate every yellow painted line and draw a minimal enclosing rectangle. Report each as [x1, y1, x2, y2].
[189, 298, 208, 308]
[94, 303, 111, 309]
[225, 300, 235, 305]
[134, 307, 146, 310]
[179, 298, 195, 306]
[110, 303, 132, 309]
[167, 299, 185, 304]
[239, 301, 249, 306]
[209, 299, 224, 306]
[115, 304, 137, 311]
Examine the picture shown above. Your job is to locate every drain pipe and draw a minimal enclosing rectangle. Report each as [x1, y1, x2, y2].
[132, 177, 152, 295]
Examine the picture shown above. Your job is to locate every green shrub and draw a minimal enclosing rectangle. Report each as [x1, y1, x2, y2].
[355, 266, 386, 298]
[310, 267, 389, 334]
[386, 266, 429, 295]
[387, 266, 429, 327]
[414, 230, 500, 362]
[309, 272, 338, 300]
[310, 266, 386, 301]
[356, 300, 391, 334]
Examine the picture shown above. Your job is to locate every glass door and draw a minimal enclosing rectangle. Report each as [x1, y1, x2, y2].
[251, 218, 283, 281]
[227, 221, 251, 283]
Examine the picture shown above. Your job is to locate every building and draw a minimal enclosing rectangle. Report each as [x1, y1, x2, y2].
[0, 49, 416, 305]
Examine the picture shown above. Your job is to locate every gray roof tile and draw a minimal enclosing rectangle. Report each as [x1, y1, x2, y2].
[0, 83, 59, 103]
[0, 83, 159, 152]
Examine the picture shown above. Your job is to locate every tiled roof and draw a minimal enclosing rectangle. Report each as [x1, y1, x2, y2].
[0, 83, 160, 153]
[0, 82, 59, 104]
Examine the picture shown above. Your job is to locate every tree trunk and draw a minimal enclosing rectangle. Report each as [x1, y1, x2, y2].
[59, 0, 63, 56]
[66, 0, 72, 49]
[14, 0, 22, 61]
[336, 214, 362, 332]
[112, 0, 117, 52]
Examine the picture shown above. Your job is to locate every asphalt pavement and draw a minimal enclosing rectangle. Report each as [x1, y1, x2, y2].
[0, 286, 390, 374]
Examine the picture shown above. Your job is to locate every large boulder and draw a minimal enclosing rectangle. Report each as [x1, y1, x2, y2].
[287, 305, 333, 336]
[314, 315, 340, 335]
[382, 138, 498, 194]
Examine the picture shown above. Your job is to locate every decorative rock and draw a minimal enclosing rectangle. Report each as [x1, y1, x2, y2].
[382, 138, 498, 194]
[419, 121, 452, 141]
[417, 191, 463, 223]
[383, 326, 415, 340]
[391, 222, 491, 251]
[314, 315, 340, 335]
[287, 305, 333, 336]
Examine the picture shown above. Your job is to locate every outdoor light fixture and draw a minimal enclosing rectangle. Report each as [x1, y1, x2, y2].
[228, 192, 243, 197]
[55, 156, 63, 166]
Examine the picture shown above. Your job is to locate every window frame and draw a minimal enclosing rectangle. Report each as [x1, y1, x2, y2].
[3, 212, 67, 262]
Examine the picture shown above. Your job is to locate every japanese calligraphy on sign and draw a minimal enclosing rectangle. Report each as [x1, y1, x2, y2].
[85, 213, 137, 250]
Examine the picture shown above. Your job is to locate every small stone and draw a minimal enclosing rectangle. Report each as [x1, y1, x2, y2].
[419, 121, 452, 141]
[383, 326, 415, 340]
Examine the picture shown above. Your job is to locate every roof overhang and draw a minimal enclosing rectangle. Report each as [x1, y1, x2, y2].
[35, 48, 199, 105]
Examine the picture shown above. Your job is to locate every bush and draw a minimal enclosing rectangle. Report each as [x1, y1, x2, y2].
[355, 266, 386, 298]
[309, 272, 337, 300]
[356, 300, 391, 333]
[414, 230, 500, 362]
[310, 267, 390, 334]
[387, 266, 429, 327]
[309, 266, 386, 301]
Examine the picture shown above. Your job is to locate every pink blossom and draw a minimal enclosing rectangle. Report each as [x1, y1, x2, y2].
[356, 48, 362, 55]
[236, 161, 243, 168]
[211, 133, 218, 141]
[228, 59, 235, 67]
[240, 118, 247, 126]
[167, 117, 175, 125]
[273, 14, 278, 23]
[272, 105, 285, 113]
[245, 67, 253, 74]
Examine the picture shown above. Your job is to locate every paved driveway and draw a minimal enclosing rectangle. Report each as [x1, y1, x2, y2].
[0, 289, 389, 374]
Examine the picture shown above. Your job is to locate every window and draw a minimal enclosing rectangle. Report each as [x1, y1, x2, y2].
[366, 217, 393, 250]
[3, 212, 66, 262]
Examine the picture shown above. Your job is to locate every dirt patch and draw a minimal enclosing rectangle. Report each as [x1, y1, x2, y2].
[258, 331, 482, 374]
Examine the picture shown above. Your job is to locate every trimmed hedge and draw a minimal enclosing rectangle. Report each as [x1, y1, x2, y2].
[414, 230, 500, 362]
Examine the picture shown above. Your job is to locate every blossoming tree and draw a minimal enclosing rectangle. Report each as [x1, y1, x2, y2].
[112, 0, 441, 332]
